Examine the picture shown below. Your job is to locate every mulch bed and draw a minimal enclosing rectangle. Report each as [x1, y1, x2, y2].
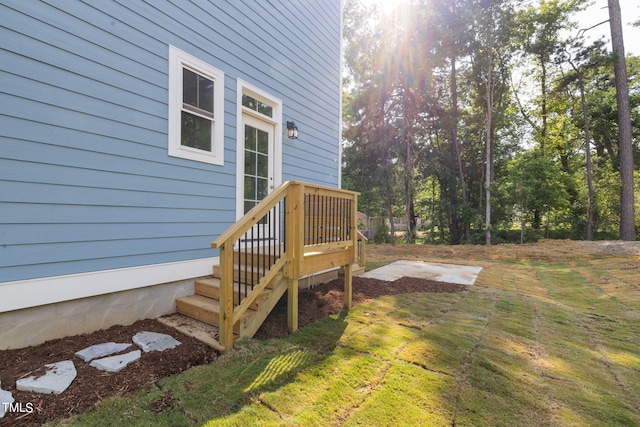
[255, 276, 467, 338]
[0, 276, 466, 426]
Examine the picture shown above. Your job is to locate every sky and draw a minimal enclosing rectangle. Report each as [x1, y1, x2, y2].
[360, 0, 640, 55]
[576, 0, 640, 55]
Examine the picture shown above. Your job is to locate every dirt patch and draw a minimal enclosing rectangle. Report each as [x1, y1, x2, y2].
[0, 275, 464, 426]
[365, 240, 640, 264]
[255, 275, 467, 339]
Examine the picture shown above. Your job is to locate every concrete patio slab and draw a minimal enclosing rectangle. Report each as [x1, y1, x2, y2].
[361, 260, 482, 285]
[16, 360, 77, 395]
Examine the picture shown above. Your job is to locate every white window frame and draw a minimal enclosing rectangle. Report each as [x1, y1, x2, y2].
[168, 45, 225, 165]
[236, 79, 283, 220]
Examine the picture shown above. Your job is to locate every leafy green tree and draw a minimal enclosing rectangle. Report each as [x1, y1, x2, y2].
[502, 149, 570, 235]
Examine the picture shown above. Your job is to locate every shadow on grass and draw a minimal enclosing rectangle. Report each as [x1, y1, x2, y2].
[155, 311, 351, 425]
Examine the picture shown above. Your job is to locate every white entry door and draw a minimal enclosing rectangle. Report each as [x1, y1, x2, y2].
[235, 81, 282, 246]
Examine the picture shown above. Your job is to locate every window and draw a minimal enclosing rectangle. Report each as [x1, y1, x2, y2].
[242, 94, 273, 118]
[168, 45, 224, 165]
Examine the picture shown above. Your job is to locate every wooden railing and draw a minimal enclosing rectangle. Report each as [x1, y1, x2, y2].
[211, 181, 358, 350]
[356, 230, 367, 268]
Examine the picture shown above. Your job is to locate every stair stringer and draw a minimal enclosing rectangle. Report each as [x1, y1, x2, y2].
[237, 274, 288, 340]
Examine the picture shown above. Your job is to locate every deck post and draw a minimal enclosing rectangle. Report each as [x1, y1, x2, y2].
[343, 263, 353, 309]
[285, 182, 304, 332]
[344, 192, 357, 309]
[293, 182, 305, 279]
[287, 277, 298, 332]
[219, 244, 234, 350]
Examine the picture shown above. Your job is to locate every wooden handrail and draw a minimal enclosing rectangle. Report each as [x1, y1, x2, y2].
[211, 181, 293, 249]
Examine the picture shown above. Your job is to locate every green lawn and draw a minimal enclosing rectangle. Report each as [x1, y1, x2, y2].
[56, 250, 640, 426]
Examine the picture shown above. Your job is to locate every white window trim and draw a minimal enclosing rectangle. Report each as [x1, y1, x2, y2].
[236, 79, 283, 220]
[168, 45, 225, 165]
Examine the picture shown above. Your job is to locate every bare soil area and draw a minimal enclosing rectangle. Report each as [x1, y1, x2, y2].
[0, 275, 465, 426]
[365, 239, 640, 263]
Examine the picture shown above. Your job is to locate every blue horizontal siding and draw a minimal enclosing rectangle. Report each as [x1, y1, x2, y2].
[0, 249, 216, 283]
[0, 203, 221, 225]
[0, 0, 341, 283]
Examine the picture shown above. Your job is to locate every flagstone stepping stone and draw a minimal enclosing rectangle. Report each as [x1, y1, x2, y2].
[89, 350, 141, 373]
[133, 331, 181, 352]
[0, 382, 14, 419]
[16, 360, 77, 395]
[75, 342, 131, 362]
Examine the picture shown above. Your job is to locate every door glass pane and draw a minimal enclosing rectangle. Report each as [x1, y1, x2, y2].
[257, 152, 268, 177]
[244, 150, 256, 175]
[244, 176, 256, 200]
[257, 128, 268, 154]
[257, 177, 268, 199]
[181, 111, 211, 151]
[244, 125, 256, 151]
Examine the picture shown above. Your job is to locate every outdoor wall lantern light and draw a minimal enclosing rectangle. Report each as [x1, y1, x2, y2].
[286, 121, 299, 139]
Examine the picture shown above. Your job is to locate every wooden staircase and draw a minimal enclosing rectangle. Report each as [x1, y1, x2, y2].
[174, 181, 364, 352]
[176, 250, 288, 340]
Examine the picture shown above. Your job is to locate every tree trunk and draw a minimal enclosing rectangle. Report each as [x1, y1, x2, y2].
[384, 171, 396, 244]
[404, 136, 415, 244]
[485, 27, 494, 246]
[575, 66, 595, 240]
[540, 58, 548, 152]
[608, 0, 636, 240]
[451, 55, 469, 242]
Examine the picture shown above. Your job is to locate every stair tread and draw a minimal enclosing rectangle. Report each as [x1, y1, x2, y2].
[177, 294, 255, 317]
[196, 279, 273, 300]
[195, 277, 220, 286]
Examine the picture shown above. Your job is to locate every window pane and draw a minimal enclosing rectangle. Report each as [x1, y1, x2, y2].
[257, 178, 268, 199]
[258, 103, 273, 117]
[244, 201, 255, 215]
[257, 152, 268, 178]
[242, 94, 272, 118]
[257, 129, 268, 154]
[244, 125, 256, 151]
[183, 68, 198, 107]
[244, 150, 256, 175]
[184, 68, 213, 115]
[242, 94, 256, 111]
[244, 176, 256, 200]
[198, 75, 214, 114]
[181, 111, 212, 151]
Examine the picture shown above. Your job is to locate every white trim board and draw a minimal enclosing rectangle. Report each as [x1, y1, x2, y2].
[0, 257, 219, 313]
